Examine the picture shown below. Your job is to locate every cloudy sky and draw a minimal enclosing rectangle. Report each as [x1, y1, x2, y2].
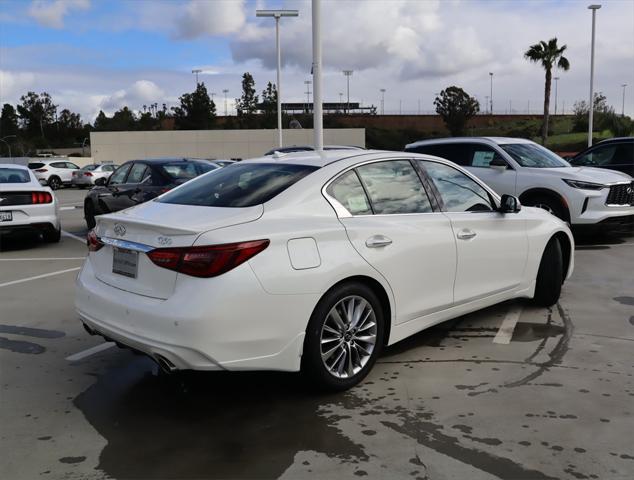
[1, 0, 633, 123]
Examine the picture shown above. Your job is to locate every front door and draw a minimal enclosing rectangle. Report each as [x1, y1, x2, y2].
[327, 159, 457, 324]
[420, 160, 528, 304]
[463, 143, 518, 197]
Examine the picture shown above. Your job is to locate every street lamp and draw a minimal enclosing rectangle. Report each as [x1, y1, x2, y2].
[342, 70, 353, 114]
[588, 4, 601, 147]
[621, 84, 627, 117]
[192, 69, 202, 86]
[489, 72, 494, 114]
[553, 76, 560, 115]
[485, 96, 489, 114]
[304, 80, 312, 112]
[0, 135, 16, 158]
[380, 89, 386, 115]
[256, 9, 299, 148]
[222, 89, 229, 116]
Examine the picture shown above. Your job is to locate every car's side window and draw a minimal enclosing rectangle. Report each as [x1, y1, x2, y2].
[577, 145, 616, 166]
[356, 160, 433, 214]
[469, 144, 507, 168]
[611, 144, 634, 165]
[66, 162, 80, 169]
[410, 144, 471, 166]
[420, 161, 494, 213]
[50, 162, 66, 168]
[326, 170, 373, 215]
[126, 163, 149, 184]
[108, 163, 131, 185]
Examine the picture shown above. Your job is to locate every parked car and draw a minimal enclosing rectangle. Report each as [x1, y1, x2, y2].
[0, 163, 60, 242]
[264, 145, 364, 155]
[28, 158, 80, 190]
[568, 137, 633, 176]
[83, 158, 221, 228]
[72, 163, 120, 188]
[405, 137, 634, 227]
[76, 150, 573, 391]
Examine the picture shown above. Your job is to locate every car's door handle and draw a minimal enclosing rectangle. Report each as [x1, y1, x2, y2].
[365, 235, 393, 248]
[457, 229, 477, 240]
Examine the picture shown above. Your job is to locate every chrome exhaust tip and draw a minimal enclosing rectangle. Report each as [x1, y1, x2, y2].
[154, 355, 177, 374]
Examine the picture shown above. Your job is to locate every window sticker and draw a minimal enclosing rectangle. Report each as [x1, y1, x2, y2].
[472, 150, 495, 167]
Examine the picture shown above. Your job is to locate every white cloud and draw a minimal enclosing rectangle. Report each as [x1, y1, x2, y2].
[174, 0, 247, 39]
[0, 70, 36, 102]
[99, 80, 166, 114]
[27, 0, 90, 29]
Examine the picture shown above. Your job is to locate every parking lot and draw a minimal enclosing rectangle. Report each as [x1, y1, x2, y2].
[0, 188, 632, 480]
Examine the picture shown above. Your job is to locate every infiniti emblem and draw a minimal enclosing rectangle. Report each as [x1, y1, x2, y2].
[113, 223, 126, 236]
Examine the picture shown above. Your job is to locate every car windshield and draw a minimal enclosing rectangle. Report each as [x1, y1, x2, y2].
[0, 168, 31, 183]
[500, 143, 570, 168]
[158, 163, 318, 208]
[81, 165, 99, 171]
[160, 161, 216, 181]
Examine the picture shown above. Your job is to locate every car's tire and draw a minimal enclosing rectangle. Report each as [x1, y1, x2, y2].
[48, 176, 62, 190]
[302, 282, 385, 391]
[523, 195, 567, 222]
[532, 238, 563, 307]
[42, 226, 61, 243]
[84, 201, 96, 229]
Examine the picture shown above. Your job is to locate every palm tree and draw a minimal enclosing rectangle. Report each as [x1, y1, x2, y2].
[524, 38, 570, 144]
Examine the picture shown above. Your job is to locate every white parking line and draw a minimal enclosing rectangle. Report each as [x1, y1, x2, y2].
[0, 267, 81, 288]
[60, 206, 79, 211]
[493, 304, 523, 344]
[61, 230, 86, 244]
[66, 342, 115, 362]
[0, 257, 85, 261]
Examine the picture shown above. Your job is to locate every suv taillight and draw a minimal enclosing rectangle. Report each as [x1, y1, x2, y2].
[35, 168, 48, 172]
[87, 230, 104, 252]
[31, 192, 53, 204]
[147, 240, 270, 278]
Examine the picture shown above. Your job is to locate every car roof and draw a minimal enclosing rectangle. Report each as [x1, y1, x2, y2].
[0, 163, 29, 170]
[264, 145, 364, 155]
[596, 137, 634, 144]
[29, 158, 70, 163]
[243, 149, 388, 168]
[124, 157, 209, 164]
[406, 136, 535, 149]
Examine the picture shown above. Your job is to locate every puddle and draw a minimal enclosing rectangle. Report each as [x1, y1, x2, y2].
[0, 337, 45, 354]
[511, 322, 565, 342]
[614, 296, 634, 306]
[0, 324, 65, 339]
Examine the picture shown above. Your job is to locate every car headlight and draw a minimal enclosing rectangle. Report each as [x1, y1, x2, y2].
[562, 179, 605, 190]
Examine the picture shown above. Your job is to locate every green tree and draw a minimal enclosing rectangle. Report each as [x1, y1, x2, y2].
[0, 103, 19, 137]
[236, 72, 258, 126]
[17, 91, 57, 139]
[93, 110, 110, 131]
[571, 92, 614, 133]
[57, 108, 83, 130]
[172, 83, 216, 130]
[110, 106, 137, 131]
[524, 38, 570, 144]
[433, 86, 480, 136]
[260, 82, 278, 128]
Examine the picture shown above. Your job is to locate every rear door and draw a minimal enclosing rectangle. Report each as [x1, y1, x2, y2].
[419, 160, 528, 304]
[328, 159, 457, 324]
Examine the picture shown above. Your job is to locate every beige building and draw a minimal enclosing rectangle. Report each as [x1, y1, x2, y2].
[90, 129, 365, 163]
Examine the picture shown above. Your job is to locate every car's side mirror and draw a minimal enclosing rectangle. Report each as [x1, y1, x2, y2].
[94, 177, 107, 186]
[489, 157, 507, 170]
[499, 194, 521, 213]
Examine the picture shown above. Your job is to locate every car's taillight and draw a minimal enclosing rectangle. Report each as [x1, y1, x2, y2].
[87, 230, 104, 252]
[147, 239, 270, 278]
[31, 192, 53, 204]
[35, 168, 48, 172]
[84, 172, 93, 177]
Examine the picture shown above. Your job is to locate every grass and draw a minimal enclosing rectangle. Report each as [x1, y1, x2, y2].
[537, 130, 612, 152]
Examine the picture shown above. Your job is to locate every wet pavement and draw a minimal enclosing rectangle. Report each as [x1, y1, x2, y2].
[1, 189, 633, 479]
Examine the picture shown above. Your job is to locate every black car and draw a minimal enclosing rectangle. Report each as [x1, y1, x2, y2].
[568, 137, 634, 176]
[83, 158, 219, 228]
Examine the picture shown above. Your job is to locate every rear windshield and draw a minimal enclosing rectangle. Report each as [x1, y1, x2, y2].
[81, 164, 99, 171]
[160, 162, 215, 181]
[158, 163, 318, 207]
[500, 143, 569, 168]
[0, 168, 31, 183]
[28, 162, 45, 169]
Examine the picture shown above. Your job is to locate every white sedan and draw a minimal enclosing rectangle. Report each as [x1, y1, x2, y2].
[0, 163, 61, 242]
[75, 150, 574, 390]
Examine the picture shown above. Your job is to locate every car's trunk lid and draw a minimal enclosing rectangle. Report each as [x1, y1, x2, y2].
[91, 202, 263, 299]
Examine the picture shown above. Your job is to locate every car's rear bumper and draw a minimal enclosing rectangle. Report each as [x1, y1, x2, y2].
[75, 258, 316, 372]
[0, 206, 60, 234]
[72, 177, 94, 186]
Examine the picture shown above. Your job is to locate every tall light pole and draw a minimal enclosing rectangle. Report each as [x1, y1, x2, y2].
[339, 92, 343, 105]
[256, 9, 299, 148]
[380, 89, 386, 115]
[621, 84, 627, 116]
[489, 72, 494, 114]
[485, 96, 489, 114]
[191, 69, 202, 86]
[343, 70, 353, 114]
[222, 89, 229, 116]
[304, 80, 312, 112]
[0, 135, 16, 158]
[588, 4, 601, 147]
[311, 0, 323, 151]
[553, 76, 560, 115]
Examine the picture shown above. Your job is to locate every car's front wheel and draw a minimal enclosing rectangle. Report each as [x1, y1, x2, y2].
[532, 238, 563, 307]
[48, 176, 62, 190]
[302, 282, 384, 391]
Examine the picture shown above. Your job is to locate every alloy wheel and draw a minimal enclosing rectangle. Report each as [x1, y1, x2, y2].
[320, 295, 377, 379]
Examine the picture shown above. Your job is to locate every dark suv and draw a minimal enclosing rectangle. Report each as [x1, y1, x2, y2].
[83, 158, 219, 228]
[569, 137, 633, 176]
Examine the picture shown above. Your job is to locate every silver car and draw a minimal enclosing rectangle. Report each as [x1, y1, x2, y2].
[72, 164, 119, 188]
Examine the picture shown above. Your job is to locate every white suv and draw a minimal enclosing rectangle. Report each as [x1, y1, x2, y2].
[405, 137, 634, 226]
[28, 158, 80, 190]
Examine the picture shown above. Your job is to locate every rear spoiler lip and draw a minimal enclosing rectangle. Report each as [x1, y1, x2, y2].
[96, 213, 200, 236]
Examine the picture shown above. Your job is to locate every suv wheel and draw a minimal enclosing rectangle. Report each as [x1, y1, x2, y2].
[524, 195, 567, 222]
[48, 176, 62, 190]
